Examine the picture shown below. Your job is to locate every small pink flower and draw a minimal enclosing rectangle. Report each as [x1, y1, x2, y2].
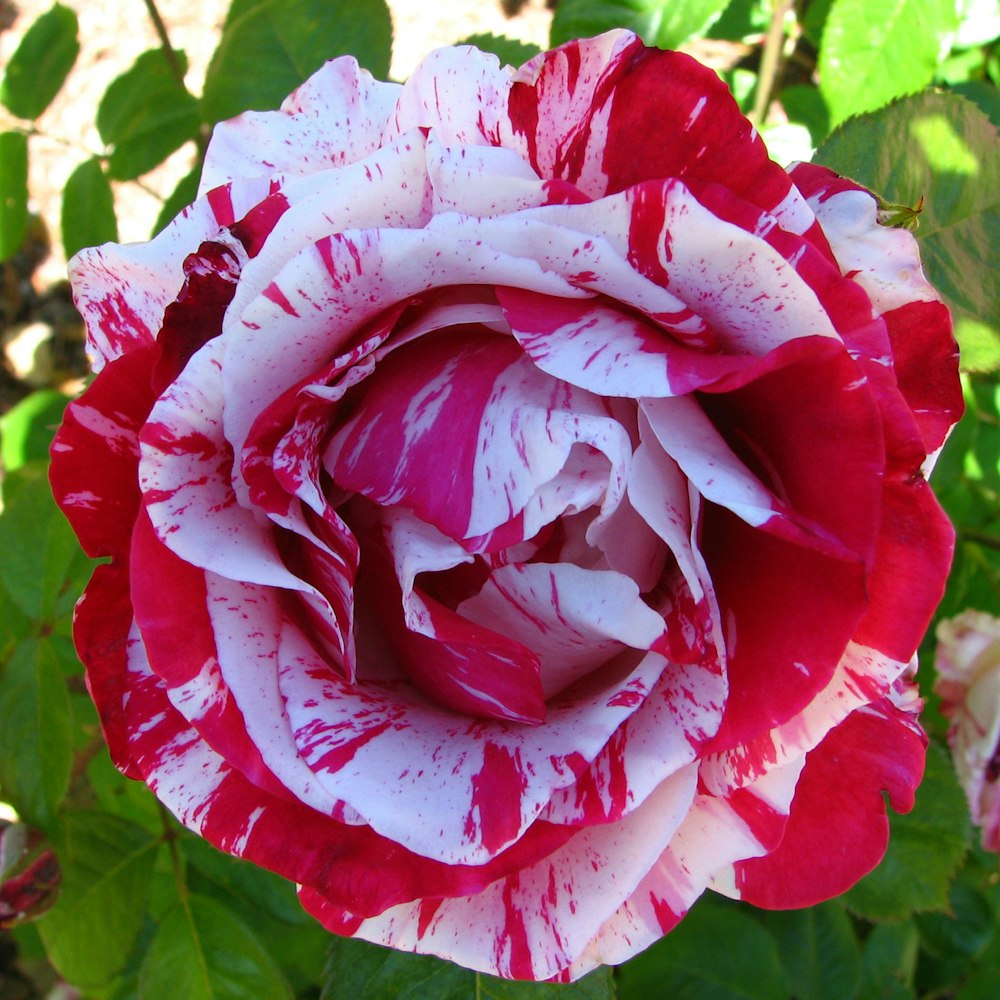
[51, 33, 959, 980]
[935, 611, 1000, 851]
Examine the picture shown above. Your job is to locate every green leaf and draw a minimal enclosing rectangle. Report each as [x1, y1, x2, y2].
[957, 928, 1000, 999]
[0, 463, 92, 623]
[138, 894, 294, 1000]
[950, 80, 1000, 129]
[152, 164, 201, 236]
[37, 811, 159, 988]
[757, 903, 861, 1000]
[457, 33, 541, 68]
[550, 0, 732, 50]
[0, 636, 72, 826]
[616, 895, 789, 1000]
[0, 130, 29, 262]
[931, 374, 1000, 618]
[815, 91, 1000, 373]
[202, 0, 392, 123]
[97, 48, 201, 181]
[61, 157, 118, 259]
[917, 877, 995, 960]
[843, 741, 970, 921]
[0, 580, 31, 651]
[0, 3, 79, 120]
[180, 834, 311, 927]
[0, 388, 70, 471]
[819, 0, 960, 127]
[322, 937, 617, 1000]
[856, 921, 919, 1000]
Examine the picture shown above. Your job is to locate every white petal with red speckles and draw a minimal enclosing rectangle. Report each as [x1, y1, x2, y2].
[69, 179, 270, 370]
[789, 164, 940, 315]
[221, 226, 587, 476]
[566, 755, 805, 978]
[223, 131, 433, 322]
[388, 44, 513, 147]
[139, 338, 299, 587]
[204, 572, 353, 817]
[201, 58, 402, 191]
[322, 763, 698, 981]
[458, 562, 666, 698]
[426, 134, 551, 217]
[277, 620, 669, 865]
[641, 395, 778, 529]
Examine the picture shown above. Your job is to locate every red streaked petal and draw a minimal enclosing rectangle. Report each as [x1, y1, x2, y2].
[299, 764, 698, 982]
[49, 344, 156, 560]
[729, 688, 926, 908]
[277, 618, 668, 866]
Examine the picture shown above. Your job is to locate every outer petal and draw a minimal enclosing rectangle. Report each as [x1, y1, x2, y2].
[277, 621, 669, 865]
[201, 57, 402, 190]
[299, 765, 699, 981]
[70, 177, 275, 369]
[725, 688, 926, 907]
[507, 31, 810, 237]
[118, 623, 576, 917]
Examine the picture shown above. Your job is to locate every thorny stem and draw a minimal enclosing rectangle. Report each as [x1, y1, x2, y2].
[142, 0, 210, 160]
[143, 0, 186, 90]
[750, 0, 795, 126]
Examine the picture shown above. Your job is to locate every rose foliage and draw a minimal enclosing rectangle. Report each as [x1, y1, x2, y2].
[50, 31, 962, 982]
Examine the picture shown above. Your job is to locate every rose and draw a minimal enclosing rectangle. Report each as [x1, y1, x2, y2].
[935, 611, 1000, 851]
[51, 31, 960, 981]
[0, 822, 60, 930]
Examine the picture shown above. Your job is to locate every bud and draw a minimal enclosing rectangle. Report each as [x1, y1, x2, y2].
[935, 610, 1000, 851]
[0, 821, 61, 929]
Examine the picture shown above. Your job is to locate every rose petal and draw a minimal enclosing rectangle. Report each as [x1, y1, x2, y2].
[278, 621, 668, 865]
[201, 57, 402, 191]
[299, 764, 698, 981]
[725, 688, 926, 907]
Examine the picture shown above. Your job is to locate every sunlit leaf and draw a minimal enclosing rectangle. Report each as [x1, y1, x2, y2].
[816, 91, 1000, 372]
[819, 0, 960, 126]
[758, 904, 860, 1000]
[0, 636, 72, 827]
[202, 0, 392, 123]
[139, 894, 294, 1000]
[616, 895, 789, 1000]
[0, 3, 79, 121]
[457, 33, 541, 68]
[97, 48, 200, 181]
[62, 157, 118, 259]
[38, 811, 159, 988]
[551, 0, 732, 50]
[322, 937, 616, 1000]
[0, 130, 29, 262]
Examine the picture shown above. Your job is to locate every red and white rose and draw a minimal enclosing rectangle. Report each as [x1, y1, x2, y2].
[51, 32, 960, 981]
[935, 610, 1000, 851]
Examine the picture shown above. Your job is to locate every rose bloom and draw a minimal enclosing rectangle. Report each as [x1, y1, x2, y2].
[935, 611, 1000, 851]
[51, 32, 960, 981]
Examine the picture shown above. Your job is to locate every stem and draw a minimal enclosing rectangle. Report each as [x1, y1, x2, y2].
[143, 0, 186, 90]
[750, 0, 795, 126]
[159, 800, 188, 900]
[962, 530, 1000, 553]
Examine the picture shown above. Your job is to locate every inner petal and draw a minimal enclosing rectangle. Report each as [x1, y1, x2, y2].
[457, 561, 668, 699]
[324, 324, 631, 551]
